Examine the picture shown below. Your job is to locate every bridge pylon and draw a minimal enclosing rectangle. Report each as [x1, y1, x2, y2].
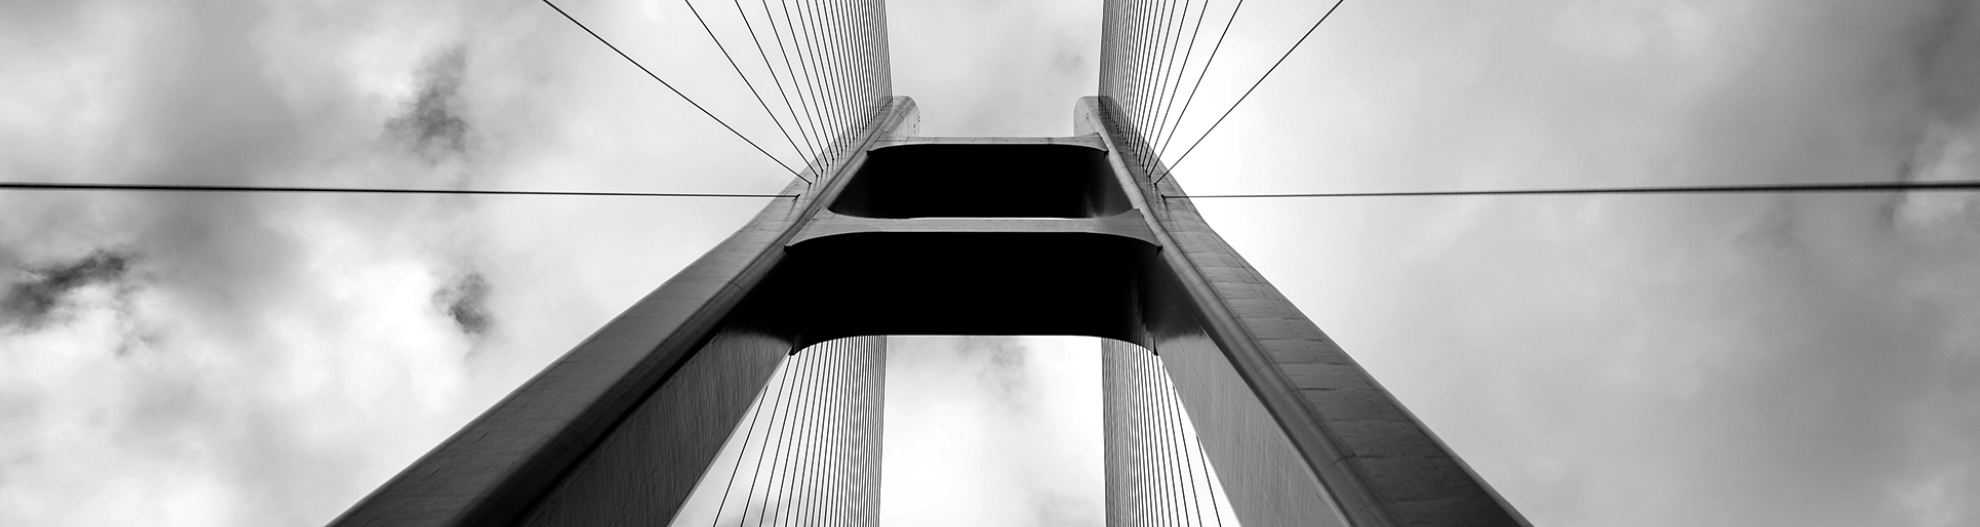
[331, 97, 1527, 527]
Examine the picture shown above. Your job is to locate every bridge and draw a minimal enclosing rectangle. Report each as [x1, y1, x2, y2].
[330, 1, 1526, 525]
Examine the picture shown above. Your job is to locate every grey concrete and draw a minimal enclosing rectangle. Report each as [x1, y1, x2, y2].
[1104, 339, 1317, 527]
[331, 95, 1525, 526]
[1107, 335, 1352, 527]
[519, 330, 789, 526]
[328, 98, 918, 527]
[1078, 97, 1529, 526]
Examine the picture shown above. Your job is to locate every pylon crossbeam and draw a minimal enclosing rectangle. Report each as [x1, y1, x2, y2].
[331, 96, 1526, 527]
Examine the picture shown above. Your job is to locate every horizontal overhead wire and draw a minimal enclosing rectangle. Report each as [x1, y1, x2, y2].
[1164, 180, 1980, 199]
[1, 181, 795, 198]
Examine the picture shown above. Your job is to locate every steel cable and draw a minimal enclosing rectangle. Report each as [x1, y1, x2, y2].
[762, 0, 827, 174]
[1154, 0, 1348, 185]
[682, 0, 812, 178]
[733, 0, 828, 173]
[719, 360, 788, 527]
[781, 0, 829, 168]
[540, 0, 809, 182]
[1149, 0, 1211, 155]
[1165, 370, 1208, 526]
[1145, 0, 1192, 156]
[1151, 0, 1243, 169]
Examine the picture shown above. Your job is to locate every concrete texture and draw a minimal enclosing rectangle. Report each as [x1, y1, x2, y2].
[331, 95, 1524, 526]
[1078, 97, 1529, 526]
[327, 98, 917, 527]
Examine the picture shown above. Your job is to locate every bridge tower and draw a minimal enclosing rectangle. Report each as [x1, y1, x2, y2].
[328, 95, 1527, 526]
[332, 0, 1526, 522]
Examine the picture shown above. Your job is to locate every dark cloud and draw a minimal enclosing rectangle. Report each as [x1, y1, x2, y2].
[1, 251, 131, 330]
[0, 0, 798, 525]
[1887, 1, 1980, 235]
[390, 46, 471, 161]
[435, 271, 492, 337]
[15, 0, 1969, 526]
[1911, 1, 1978, 119]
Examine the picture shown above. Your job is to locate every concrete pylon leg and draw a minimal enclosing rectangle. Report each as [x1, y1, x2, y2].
[330, 96, 1526, 527]
[327, 99, 919, 527]
[1080, 97, 1528, 526]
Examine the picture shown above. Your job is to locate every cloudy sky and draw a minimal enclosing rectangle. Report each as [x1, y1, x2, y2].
[2, 0, 1978, 526]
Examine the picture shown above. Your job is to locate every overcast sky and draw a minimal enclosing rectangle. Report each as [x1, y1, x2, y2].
[3, 0, 1978, 526]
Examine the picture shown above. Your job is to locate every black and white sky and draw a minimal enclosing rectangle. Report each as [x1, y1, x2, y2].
[2, 0, 1978, 526]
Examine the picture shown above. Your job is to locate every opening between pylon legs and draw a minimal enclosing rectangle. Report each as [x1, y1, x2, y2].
[658, 338, 887, 527]
[830, 138, 1133, 219]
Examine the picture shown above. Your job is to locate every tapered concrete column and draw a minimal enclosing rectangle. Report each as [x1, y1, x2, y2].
[329, 98, 918, 527]
[1080, 97, 1528, 526]
[333, 96, 1525, 527]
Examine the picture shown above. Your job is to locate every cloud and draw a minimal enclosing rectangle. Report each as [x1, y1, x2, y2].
[434, 270, 493, 338]
[11, 0, 1968, 526]
[887, 0, 1101, 136]
[881, 336, 1102, 527]
[389, 46, 473, 162]
[0, 0, 784, 524]
[2, 251, 132, 330]
[1175, 0, 1980, 525]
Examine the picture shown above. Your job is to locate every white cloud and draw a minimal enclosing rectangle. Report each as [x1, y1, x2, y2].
[1, 0, 786, 524]
[5, 0, 1977, 526]
[1179, 0, 1980, 525]
[881, 336, 1102, 527]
